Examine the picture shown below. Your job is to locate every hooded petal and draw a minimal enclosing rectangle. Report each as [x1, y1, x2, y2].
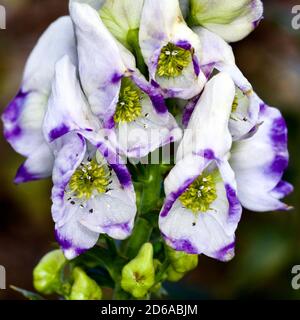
[230, 105, 292, 211]
[177, 72, 235, 162]
[43, 55, 101, 143]
[190, 0, 263, 42]
[100, 0, 144, 46]
[70, 2, 129, 127]
[193, 27, 252, 93]
[2, 16, 76, 156]
[139, 0, 206, 99]
[2, 16, 76, 180]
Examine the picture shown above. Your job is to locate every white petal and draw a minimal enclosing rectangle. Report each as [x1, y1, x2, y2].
[70, 2, 130, 126]
[190, 0, 263, 42]
[23, 16, 77, 93]
[194, 27, 252, 93]
[176, 72, 235, 162]
[80, 189, 137, 239]
[2, 17, 76, 158]
[43, 55, 100, 142]
[230, 106, 291, 211]
[55, 206, 99, 260]
[14, 142, 54, 184]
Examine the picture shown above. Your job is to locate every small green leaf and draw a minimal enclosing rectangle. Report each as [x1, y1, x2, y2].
[10, 286, 45, 300]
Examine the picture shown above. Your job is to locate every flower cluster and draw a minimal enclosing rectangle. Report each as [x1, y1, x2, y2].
[2, 0, 293, 299]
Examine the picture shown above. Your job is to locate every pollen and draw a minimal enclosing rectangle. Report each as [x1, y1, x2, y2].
[69, 159, 110, 200]
[179, 174, 217, 213]
[114, 77, 143, 123]
[156, 43, 192, 78]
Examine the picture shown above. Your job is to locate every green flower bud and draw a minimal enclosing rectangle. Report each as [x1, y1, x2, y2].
[166, 266, 184, 282]
[69, 267, 102, 300]
[121, 243, 155, 298]
[33, 250, 66, 295]
[166, 246, 198, 273]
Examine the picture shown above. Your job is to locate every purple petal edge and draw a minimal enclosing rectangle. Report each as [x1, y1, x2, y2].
[55, 229, 88, 258]
[2, 89, 28, 141]
[14, 163, 40, 184]
[49, 124, 70, 142]
[162, 233, 198, 254]
[216, 242, 235, 261]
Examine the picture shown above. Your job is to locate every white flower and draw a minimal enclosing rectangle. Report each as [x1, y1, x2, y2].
[70, 2, 182, 158]
[139, 0, 207, 99]
[159, 73, 242, 261]
[43, 56, 137, 259]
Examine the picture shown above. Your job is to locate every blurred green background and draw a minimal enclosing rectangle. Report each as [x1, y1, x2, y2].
[0, 0, 299, 300]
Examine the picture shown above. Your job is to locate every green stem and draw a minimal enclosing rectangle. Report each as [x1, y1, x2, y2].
[127, 29, 148, 78]
[124, 217, 153, 259]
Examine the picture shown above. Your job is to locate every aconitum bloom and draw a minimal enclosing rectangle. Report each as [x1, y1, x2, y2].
[1, 17, 76, 183]
[70, 3, 182, 158]
[43, 56, 137, 259]
[139, 0, 207, 99]
[159, 73, 242, 261]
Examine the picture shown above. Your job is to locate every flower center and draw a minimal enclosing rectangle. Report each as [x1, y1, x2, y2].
[179, 174, 217, 213]
[157, 43, 192, 78]
[114, 77, 143, 123]
[69, 159, 110, 200]
[231, 95, 239, 113]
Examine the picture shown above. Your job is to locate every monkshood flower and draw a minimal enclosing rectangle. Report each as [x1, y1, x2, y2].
[1, 16, 76, 183]
[70, 2, 181, 158]
[159, 73, 242, 261]
[139, 0, 207, 99]
[230, 104, 293, 212]
[182, 72, 292, 213]
[189, 0, 264, 42]
[43, 56, 137, 259]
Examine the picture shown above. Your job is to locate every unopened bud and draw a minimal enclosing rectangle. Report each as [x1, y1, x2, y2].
[33, 250, 66, 295]
[166, 246, 198, 273]
[166, 266, 185, 282]
[121, 243, 155, 298]
[69, 267, 102, 300]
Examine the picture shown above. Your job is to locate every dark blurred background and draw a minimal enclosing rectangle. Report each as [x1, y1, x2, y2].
[0, 0, 299, 299]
